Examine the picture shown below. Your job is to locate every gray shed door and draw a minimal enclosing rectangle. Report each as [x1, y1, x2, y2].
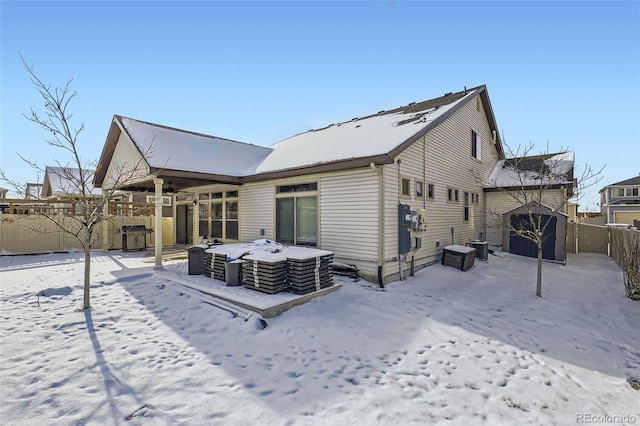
[510, 214, 557, 261]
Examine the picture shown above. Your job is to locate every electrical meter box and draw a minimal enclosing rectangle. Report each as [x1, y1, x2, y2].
[398, 204, 412, 254]
[416, 209, 427, 232]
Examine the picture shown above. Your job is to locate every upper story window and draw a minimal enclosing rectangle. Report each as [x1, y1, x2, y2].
[447, 187, 459, 203]
[401, 177, 411, 198]
[471, 130, 482, 161]
[614, 187, 639, 197]
[415, 180, 424, 199]
[427, 183, 435, 200]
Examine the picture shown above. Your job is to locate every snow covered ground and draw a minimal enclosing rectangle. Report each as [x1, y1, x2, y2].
[1, 250, 638, 425]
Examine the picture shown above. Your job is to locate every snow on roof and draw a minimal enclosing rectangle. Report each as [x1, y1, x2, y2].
[120, 117, 273, 176]
[486, 152, 575, 188]
[501, 201, 569, 216]
[255, 90, 477, 173]
[113, 88, 478, 179]
[45, 166, 97, 195]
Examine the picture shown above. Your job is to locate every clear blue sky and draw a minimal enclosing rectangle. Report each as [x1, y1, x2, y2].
[1, 0, 639, 211]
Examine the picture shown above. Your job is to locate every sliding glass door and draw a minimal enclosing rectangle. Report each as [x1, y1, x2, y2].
[276, 195, 317, 246]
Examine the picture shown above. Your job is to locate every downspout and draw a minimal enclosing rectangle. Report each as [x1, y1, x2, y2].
[423, 137, 427, 210]
[375, 162, 385, 289]
[413, 136, 426, 277]
[397, 159, 403, 281]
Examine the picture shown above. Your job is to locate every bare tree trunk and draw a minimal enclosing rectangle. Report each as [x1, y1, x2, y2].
[83, 233, 91, 310]
[536, 238, 543, 297]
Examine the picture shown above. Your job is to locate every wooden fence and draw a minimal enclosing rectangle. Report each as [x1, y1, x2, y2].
[610, 227, 640, 269]
[567, 222, 640, 261]
[0, 215, 174, 255]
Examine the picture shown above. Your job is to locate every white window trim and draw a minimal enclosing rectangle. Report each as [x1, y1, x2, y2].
[146, 195, 171, 206]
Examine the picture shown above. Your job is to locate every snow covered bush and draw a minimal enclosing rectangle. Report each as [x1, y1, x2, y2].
[619, 232, 640, 301]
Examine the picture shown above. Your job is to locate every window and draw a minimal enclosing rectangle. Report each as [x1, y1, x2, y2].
[277, 183, 317, 193]
[427, 183, 435, 200]
[471, 130, 482, 160]
[401, 178, 411, 198]
[464, 192, 469, 222]
[616, 188, 625, 197]
[626, 188, 639, 197]
[197, 189, 239, 240]
[276, 183, 318, 246]
[415, 180, 424, 199]
[146, 195, 171, 206]
[447, 187, 459, 203]
[226, 200, 238, 239]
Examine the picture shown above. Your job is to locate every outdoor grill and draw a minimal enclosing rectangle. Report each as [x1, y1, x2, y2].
[121, 225, 153, 252]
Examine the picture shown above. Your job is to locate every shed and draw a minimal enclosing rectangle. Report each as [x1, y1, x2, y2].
[502, 202, 568, 262]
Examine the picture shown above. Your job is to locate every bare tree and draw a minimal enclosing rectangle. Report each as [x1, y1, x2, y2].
[0, 56, 151, 310]
[481, 141, 603, 297]
[615, 230, 640, 300]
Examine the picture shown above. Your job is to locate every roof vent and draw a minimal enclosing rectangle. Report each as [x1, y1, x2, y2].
[444, 92, 453, 97]
[408, 102, 416, 106]
[351, 117, 359, 121]
[378, 110, 385, 114]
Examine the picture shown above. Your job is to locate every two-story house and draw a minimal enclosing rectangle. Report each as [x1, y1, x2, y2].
[94, 84, 574, 282]
[599, 176, 640, 226]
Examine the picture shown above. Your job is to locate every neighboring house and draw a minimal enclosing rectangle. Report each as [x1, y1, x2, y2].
[25, 183, 43, 199]
[577, 211, 606, 226]
[42, 166, 99, 199]
[0, 187, 7, 213]
[95, 85, 506, 283]
[599, 176, 640, 226]
[483, 152, 576, 261]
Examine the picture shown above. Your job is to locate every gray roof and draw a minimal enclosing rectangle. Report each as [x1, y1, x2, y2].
[609, 176, 640, 186]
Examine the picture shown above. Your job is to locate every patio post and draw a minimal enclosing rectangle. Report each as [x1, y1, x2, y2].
[154, 177, 164, 270]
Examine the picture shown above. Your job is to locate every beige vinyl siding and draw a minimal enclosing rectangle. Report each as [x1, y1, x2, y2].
[239, 182, 275, 241]
[236, 169, 381, 280]
[382, 94, 499, 280]
[484, 189, 567, 246]
[612, 210, 640, 225]
[319, 168, 380, 280]
[102, 132, 150, 190]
